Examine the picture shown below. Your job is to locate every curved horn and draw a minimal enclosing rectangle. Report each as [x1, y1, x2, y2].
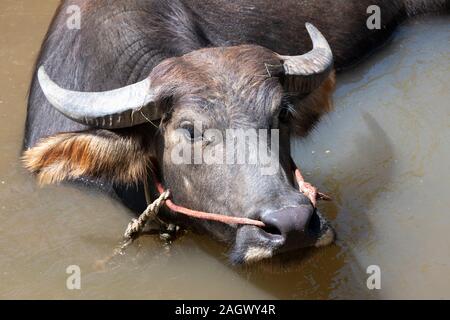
[274, 23, 334, 94]
[37, 67, 160, 129]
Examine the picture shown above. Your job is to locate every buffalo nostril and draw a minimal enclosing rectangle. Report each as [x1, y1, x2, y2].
[261, 223, 282, 236]
[307, 209, 321, 235]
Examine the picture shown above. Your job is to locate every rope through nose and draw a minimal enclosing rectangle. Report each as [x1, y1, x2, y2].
[152, 171, 266, 228]
[149, 156, 331, 227]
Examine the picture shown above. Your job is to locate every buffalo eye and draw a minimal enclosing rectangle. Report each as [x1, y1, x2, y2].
[180, 121, 203, 142]
[279, 107, 292, 123]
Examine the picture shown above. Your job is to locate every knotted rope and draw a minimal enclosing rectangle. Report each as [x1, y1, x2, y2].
[95, 190, 171, 269]
[122, 190, 171, 248]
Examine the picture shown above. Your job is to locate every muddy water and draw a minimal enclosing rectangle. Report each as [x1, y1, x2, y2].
[0, 0, 449, 299]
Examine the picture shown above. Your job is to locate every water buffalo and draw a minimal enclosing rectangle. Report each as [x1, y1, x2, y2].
[22, 0, 449, 264]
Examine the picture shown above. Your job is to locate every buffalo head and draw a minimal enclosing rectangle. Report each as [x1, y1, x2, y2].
[24, 24, 336, 264]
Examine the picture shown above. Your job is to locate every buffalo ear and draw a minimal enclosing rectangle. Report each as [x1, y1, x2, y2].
[22, 129, 152, 186]
[290, 70, 336, 136]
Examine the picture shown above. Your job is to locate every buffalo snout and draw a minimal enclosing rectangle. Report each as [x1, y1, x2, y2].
[231, 202, 335, 264]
